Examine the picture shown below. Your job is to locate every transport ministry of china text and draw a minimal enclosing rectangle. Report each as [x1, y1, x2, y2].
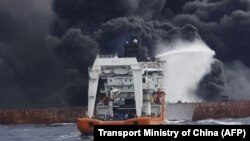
[98, 129, 179, 138]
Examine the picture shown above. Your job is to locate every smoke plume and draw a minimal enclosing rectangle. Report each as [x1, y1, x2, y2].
[222, 61, 250, 100]
[48, 0, 250, 103]
[1, 0, 250, 108]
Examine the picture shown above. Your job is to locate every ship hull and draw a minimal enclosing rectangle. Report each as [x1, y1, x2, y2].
[77, 117, 165, 135]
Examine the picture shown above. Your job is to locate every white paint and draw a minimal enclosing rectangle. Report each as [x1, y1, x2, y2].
[87, 69, 101, 118]
[131, 67, 143, 117]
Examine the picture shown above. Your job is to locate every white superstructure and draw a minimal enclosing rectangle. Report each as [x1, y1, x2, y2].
[87, 40, 166, 120]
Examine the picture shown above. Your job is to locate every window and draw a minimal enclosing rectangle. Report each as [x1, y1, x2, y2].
[128, 86, 130, 89]
[142, 78, 146, 83]
[110, 79, 112, 82]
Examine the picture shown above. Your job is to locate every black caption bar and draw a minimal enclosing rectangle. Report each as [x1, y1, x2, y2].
[94, 125, 250, 141]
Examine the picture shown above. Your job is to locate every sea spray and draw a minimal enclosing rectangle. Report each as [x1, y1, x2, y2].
[156, 39, 215, 103]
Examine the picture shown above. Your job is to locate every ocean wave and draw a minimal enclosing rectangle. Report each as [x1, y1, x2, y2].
[55, 132, 80, 141]
[164, 116, 250, 125]
[50, 123, 75, 126]
[195, 117, 250, 125]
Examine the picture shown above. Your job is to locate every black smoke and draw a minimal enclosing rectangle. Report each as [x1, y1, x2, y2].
[195, 59, 225, 100]
[1, 0, 250, 108]
[94, 17, 199, 57]
[0, 0, 67, 108]
[170, 0, 250, 100]
[47, 0, 250, 102]
[0, 0, 92, 108]
[172, 0, 250, 65]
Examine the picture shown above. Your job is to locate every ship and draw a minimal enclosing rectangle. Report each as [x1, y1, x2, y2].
[77, 39, 167, 135]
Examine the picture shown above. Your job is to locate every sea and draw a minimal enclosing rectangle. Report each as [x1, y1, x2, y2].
[1, 117, 250, 141]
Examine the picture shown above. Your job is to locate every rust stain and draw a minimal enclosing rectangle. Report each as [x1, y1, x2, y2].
[0, 107, 86, 124]
[1, 100, 250, 124]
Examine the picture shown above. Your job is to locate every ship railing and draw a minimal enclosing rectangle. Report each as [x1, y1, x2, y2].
[100, 73, 133, 77]
[97, 54, 118, 58]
